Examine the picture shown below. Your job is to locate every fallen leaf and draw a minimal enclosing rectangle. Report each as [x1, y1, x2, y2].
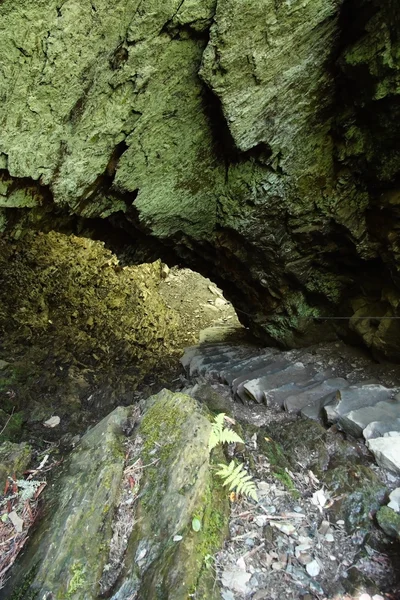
[192, 517, 201, 532]
[221, 569, 251, 594]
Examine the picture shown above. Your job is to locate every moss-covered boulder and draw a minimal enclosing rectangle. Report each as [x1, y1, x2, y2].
[376, 506, 400, 541]
[3, 390, 229, 600]
[112, 389, 229, 600]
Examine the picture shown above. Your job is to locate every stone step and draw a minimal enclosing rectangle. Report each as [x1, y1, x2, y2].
[366, 436, 400, 473]
[232, 358, 292, 396]
[363, 419, 400, 440]
[188, 351, 247, 378]
[263, 380, 324, 409]
[221, 350, 280, 385]
[284, 377, 349, 415]
[338, 401, 400, 438]
[180, 344, 262, 377]
[324, 384, 394, 423]
[239, 362, 322, 404]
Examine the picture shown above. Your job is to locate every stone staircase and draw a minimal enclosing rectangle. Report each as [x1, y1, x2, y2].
[181, 341, 400, 474]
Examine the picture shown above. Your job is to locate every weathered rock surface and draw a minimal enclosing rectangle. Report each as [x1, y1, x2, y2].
[0, 0, 399, 358]
[2, 390, 229, 599]
[376, 506, 400, 541]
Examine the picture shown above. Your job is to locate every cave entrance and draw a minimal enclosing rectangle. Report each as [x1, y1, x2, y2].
[0, 230, 246, 446]
[157, 264, 243, 347]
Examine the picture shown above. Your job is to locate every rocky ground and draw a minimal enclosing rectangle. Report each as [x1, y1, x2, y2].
[1, 261, 400, 599]
[179, 341, 400, 600]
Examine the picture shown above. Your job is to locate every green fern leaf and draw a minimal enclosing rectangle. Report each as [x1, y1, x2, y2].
[215, 461, 235, 478]
[208, 413, 244, 451]
[219, 429, 244, 446]
[208, 413, 226, 451]
[215, 460, 258, 502]
[221, 462, 245, 488]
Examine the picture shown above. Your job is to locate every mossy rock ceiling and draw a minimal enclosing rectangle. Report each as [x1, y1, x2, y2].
[0, 0, 399, 359]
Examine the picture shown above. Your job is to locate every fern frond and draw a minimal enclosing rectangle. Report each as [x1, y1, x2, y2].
[208, 413, 225, 451]
[208, 413, 244, 451]
[215, 460, 258, 502]
[219, 429, 244, 446]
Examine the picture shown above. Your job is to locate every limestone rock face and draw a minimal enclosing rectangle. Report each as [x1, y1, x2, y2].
[0, 0, 399, 358]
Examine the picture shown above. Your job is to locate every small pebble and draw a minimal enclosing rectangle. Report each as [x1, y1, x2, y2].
[318, 520, 330, 535]
[336, 520, 345, 527]
[306, 560, 321, 577]
[325, 533, 334, 543]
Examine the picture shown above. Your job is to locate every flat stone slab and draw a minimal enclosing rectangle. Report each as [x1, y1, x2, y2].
[285, 378, 349, 414]
[240, 362, 319, 403]
[324, 384, 394, 423]
[263, 380, 322, 409]
[338, 401, 400, 438]
[364, 419, 400, 440]
[232, 358, 291, 395]
[188, 351, 246, 378]
[221, 351, 279, 385]
[367, 436, 400, 474]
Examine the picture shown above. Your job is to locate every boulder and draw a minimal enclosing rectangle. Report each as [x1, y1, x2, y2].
[3, 391, 229, 600]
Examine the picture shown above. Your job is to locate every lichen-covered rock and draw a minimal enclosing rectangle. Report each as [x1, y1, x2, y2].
[0, 0, 399, 360]
[2, 405, 132, 600]
[2, 391, 229, 600]
[376, 506, 400, 541]
[111, 389, 229, 600]
[0, 441, 32, 488]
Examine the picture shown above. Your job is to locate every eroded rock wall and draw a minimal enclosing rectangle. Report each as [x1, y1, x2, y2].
[0, 0, 399, 358]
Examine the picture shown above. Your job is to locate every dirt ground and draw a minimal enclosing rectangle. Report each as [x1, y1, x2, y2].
[158, 265, 242, 347]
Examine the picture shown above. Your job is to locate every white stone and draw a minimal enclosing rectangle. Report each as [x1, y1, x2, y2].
[388, 488, 400, 512]
[43, 415, 60, 428]
[367, 437, 400, 473]
[306, 559, 320, 577]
